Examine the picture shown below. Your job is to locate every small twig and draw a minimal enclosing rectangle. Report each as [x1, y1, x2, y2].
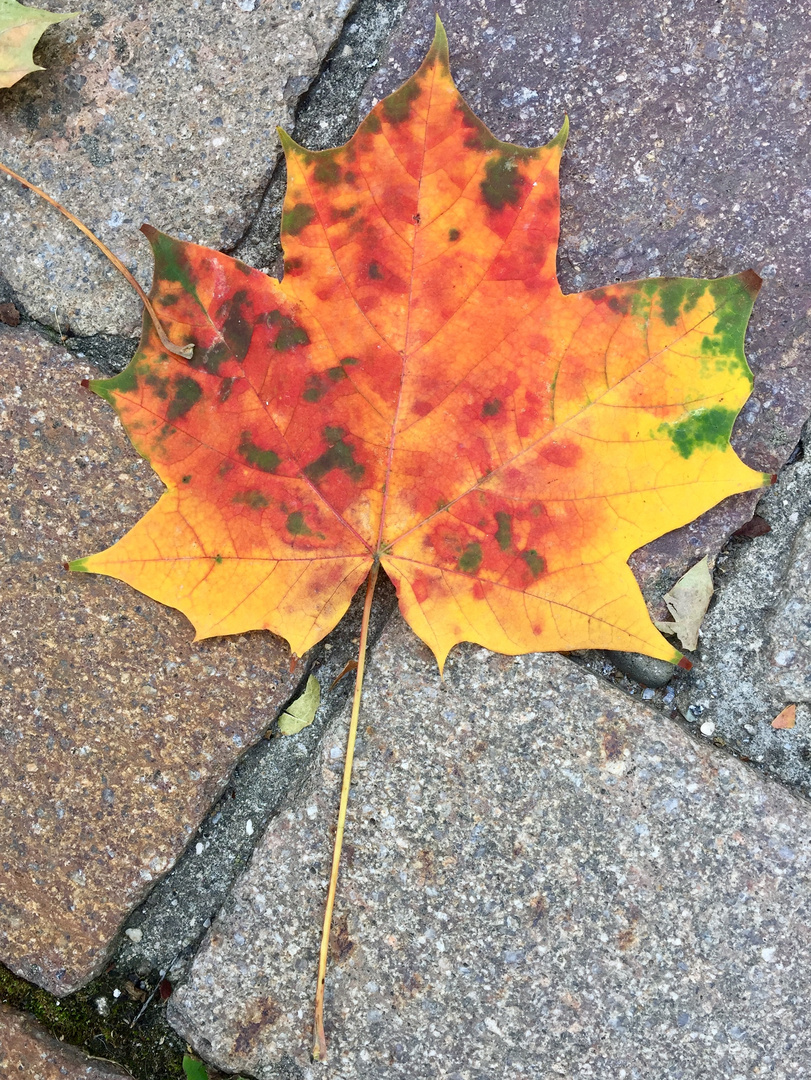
[329, 658, 358, 690]
[312, 562, 379, 1061]
[130, 950, 181, 1028]
[0, 161, 193, 360]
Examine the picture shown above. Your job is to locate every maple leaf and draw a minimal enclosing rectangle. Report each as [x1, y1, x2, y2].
[0, 0, 75, 89]
[71, 19, 768, 671]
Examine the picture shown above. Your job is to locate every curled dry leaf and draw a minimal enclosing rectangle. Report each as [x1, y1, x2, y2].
[654, 555, 715, 652]
[0, 0, 75, 89]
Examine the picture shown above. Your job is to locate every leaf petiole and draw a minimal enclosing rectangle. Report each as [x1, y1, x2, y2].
[312, 559, 379, 1061]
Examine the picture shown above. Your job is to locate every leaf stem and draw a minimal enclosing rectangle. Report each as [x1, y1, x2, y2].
[312, 560, 380, 1062]
[0, 161, 193, 359]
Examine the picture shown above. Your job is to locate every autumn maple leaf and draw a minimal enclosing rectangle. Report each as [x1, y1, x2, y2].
[72, 21, 767, 670]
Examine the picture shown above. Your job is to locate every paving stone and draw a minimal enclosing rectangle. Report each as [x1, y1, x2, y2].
[362, 0, 811, 602]
[0, 325, 299, 994]
[675, 429, 811, 794]
[0, 0, 353, 336]
[768, 519, 811, 701]
[169, 614, 811, 1079]
[0, 1003, 133, 1079]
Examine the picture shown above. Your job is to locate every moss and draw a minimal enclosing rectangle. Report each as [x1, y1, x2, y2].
[0, 961, 187, 1080]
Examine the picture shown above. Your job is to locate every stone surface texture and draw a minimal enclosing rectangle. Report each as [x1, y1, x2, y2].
[0, 0, 353, 336]
[362, 0, 811, 601]
[676, 425, 811, 793]
[0, 325, 299, 994]
[0, 1003, 133, 1079]
[768, 518, 811, 701]
[170, 616, 811, 1080]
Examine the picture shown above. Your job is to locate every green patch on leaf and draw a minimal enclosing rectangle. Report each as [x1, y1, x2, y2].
[166, 376, 202, 421]
[268, 310, 310, 351]
[482, 397, 501, 417]
[232, 490, 269, 510]
[281, 203, 315, 236]
[238, 433, 281, 473]
[656, 278, 707, 327]
[494, 511, 512, 551]
[481, 149, 536, 211]
[659, 406, 736, 460]
[304, 427, 365, 483]
[286, 511, 312, 536]
[313, 155, 341, 186]
[448, 228, 461, 242]
[458, 542, 483, 574]
[278, 675, 321, 736]
[382, 78, 421, 124]
[521, 549, 545, 578]
[89, 362, 139, 405]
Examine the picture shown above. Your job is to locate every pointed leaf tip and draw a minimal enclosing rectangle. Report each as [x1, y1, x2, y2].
[677, 656, 693, 671]
[740, 268, 763, 296]
[429, 14, 450, 67]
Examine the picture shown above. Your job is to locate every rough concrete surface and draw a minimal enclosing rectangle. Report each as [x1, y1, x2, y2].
[675, 424, 811, 794]
[0, 1003, 134, 1079]
[363, 0, 811, 600]
[0, 326, 299, 994]
[170, 617, 811, 1080]
[0, 0, 354, 336]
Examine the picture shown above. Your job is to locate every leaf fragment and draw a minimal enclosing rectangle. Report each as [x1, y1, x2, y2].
[771, 704, 796, 730]
[0, 0, 75, 89]
[277, 675, 321, 736]
[654, 555, 714, 652]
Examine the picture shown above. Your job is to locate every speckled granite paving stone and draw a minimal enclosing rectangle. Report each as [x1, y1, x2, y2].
[0, 325, 299, 994]
[0, 0, 353, 336]
[768, 519, 811, 701]
[675, 432, 811, 792]
[361, 0, 811, 602]
[0, 1003, 134, 1079]
[169, 615, 811, 1080]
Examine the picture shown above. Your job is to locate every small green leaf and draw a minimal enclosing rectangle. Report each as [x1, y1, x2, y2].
[182, 1055, 209, 1080]
[277, 675, 321, 735]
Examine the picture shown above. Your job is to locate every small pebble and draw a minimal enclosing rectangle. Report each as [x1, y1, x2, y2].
[246, 819, 254, 836]
[124, 927, 143, 943]
[700, 721, 716, 737]
[195, 841, 204, 855]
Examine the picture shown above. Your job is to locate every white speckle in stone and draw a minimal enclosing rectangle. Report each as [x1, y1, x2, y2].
[761, 946, 776, 962]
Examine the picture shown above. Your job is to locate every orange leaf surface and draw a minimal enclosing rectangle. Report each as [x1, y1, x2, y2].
[71, 19, 769, 669]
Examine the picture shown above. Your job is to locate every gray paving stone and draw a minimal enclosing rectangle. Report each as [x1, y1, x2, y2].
[0, 325, 299, 994]
[769, 519, 811, 701]
[169, 615, 811, 1079]
[0, 1003, 133, 1079]
[675, 427, 811, 793]
[0, 0, 353, 336]
[362, 0, 811, 600]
